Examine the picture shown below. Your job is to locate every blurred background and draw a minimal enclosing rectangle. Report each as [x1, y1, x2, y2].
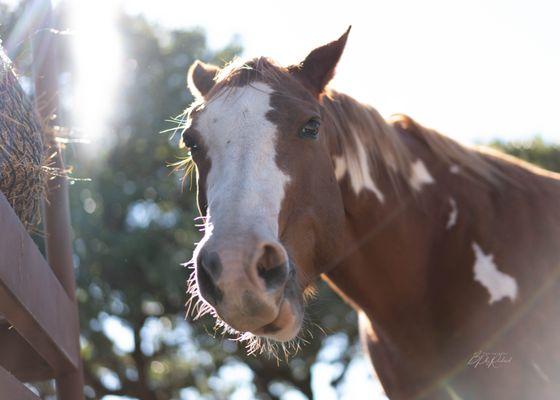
[1, 0, 558, 399]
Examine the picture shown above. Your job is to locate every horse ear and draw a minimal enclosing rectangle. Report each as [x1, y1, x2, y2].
[290, 26, 351, 96]
[187, 60, 220, 98]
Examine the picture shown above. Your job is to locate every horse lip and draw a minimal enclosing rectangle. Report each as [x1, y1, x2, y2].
[252, 297, 286, 334]
[251, 296, 301, 341]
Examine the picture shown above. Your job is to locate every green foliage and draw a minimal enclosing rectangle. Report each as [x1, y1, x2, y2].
[491, 136, 560, 173]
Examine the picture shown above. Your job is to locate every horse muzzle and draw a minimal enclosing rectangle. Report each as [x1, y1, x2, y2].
[194, 234, 302, 340]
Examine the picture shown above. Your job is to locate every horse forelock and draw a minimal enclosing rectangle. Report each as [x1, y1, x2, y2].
[207, 57, 289, 99]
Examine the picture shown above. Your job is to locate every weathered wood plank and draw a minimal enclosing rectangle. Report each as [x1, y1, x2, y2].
[0, 191, 79, 376]
[0, 323, 54, 382]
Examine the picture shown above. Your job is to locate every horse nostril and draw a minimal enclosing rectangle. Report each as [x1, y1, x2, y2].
[196, 251, 223, 306]
[198, 250, 222, 280]
[256, 244, 289, 290]
[258, 264, 289, 290]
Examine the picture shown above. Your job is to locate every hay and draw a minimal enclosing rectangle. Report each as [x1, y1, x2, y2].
[0, 47, 46, 231]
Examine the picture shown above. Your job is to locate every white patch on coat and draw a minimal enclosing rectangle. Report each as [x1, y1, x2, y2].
[472, 243, 518, 304]
[194, 82, 289, 238]
[446, 197, 458, 229]
[409, 159, 435, 191]
[450, 164, 461, 174]
[333, 156, 347, 181]
[334, 132, 384, 203]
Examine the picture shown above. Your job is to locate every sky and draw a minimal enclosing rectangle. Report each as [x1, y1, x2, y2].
[120, 0, 560, 145]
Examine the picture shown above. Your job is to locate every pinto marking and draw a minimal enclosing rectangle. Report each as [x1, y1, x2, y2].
[450, 164, 461, 174]
[409, 159, 435, 191]
[334, 131, 384, 203]
[472, 243, 518, 304]
[195, 82, 290, 238]
[446, 197, 458, 229]
[334, 156, 347, 181]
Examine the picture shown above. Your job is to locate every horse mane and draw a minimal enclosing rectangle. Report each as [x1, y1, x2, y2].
[323, 92, 511, 190]
[321, 92, 413, 189]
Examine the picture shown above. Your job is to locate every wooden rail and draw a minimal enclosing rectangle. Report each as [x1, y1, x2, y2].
[0, 365, 40, 400]
[0, 191, 79, 378]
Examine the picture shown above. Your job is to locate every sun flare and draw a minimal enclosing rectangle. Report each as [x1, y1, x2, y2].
[69, 0, 122, 141]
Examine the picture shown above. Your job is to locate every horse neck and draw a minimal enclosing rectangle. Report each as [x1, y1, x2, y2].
[323, 92, 458, 319]
[322, 93, 560, 397]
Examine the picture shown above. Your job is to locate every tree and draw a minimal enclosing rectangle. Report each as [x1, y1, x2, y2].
[491, 136, 560, 173]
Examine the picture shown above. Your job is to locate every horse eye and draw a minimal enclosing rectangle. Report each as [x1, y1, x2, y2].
[182, 132, 199, 151]
[299, 118, 321, 139]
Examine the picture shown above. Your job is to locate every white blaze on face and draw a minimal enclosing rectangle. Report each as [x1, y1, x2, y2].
[333, 131, 384, 203]
[472, 242, 518, 304]
[194, 82, 290, 238]
[409, 159, 435, 191]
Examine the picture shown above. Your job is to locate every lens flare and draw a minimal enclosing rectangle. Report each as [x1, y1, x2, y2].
[69, 0, 122, 141]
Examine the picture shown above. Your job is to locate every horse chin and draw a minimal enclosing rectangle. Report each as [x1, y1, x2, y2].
[251, 298, 303, 342]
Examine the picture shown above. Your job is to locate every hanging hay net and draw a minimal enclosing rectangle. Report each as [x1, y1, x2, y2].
[0, 46, 47, 231]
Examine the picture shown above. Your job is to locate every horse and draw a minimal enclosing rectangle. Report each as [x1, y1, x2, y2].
[180, 28, 560, 399]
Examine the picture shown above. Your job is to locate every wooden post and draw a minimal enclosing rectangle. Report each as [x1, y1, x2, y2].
[31, 1, 84, 399]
